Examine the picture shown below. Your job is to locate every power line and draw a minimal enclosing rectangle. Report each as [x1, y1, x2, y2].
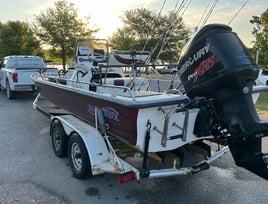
[158, 0, 167, 17]
[152, 0, 190, 60]
[155, 0, 192, 61]
[196, 3, 210, 31]
[201, 0, 219, 27]
[227, 0, 249, 25]
[142, 0, 168, 53]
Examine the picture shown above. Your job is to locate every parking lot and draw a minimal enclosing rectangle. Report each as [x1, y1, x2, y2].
[0, 91, 268, 204]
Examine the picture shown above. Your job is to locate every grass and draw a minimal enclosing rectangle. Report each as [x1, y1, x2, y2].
[255, 92, 268, 112]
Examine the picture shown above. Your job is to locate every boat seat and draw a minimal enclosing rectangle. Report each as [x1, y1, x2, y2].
[69, 64, 93, 89]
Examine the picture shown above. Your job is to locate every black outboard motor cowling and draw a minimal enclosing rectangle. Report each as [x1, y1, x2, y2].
[178, 24, 258, 99]
[178, 24, 268, 180]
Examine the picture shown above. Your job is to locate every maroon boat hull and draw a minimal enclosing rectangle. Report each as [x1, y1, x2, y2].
[36, 82, 139, 145]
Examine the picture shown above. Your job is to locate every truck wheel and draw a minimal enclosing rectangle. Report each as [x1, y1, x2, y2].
[68, 133, 92, 179]
[51, 119, 68, 157]
[6, 80, 15, 99]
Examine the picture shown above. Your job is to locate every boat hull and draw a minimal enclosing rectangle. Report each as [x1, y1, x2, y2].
[35, 81, 139, 145]
[33, 74, 197, 152]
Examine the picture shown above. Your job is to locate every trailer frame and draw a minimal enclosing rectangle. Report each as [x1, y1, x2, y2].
[33, 93, 230, 183]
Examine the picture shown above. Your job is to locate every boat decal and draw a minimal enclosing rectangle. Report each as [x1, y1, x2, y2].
[186, 54, 219, 83]
[78, 57, 92, 62]
[179, 43, 210, 75]
[87, 105, 120, 122]
[102, 107, 120, 121]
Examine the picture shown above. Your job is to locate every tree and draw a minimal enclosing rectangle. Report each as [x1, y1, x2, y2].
[34, 0, 98, 69]
[109, 8, 191, 63]
[0, 21, 41, 58]
[250, 9, 268, 70]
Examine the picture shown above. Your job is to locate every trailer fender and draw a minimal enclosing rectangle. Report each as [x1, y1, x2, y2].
[51, 115, 110, 175]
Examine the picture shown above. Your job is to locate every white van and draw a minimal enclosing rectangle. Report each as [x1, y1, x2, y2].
[0, 55, 49, 99]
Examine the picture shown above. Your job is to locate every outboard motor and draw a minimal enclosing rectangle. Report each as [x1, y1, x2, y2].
[178, 24, 268, 180]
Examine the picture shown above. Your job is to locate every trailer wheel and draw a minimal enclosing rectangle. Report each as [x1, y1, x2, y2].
[6, 80, 15, 99]
[68, 133, 92, 179]
[51, 119, 68, 157]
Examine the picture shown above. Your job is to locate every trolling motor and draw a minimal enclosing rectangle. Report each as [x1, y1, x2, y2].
[178, 24, 268, 180]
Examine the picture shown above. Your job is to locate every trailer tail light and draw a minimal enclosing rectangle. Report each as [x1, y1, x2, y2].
[117, 172, 136, 183]
[12, 72, 18, 83]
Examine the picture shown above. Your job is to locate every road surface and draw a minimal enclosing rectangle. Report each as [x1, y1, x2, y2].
[0, 91, 268, 204]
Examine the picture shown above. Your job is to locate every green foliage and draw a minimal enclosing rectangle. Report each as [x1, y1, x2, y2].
[109, 8, 191, 63]
[34, 0, 98, 69]
[255, 93, 268, 112]
[250, 9, 268, 70]
[0, 21, 41, 59]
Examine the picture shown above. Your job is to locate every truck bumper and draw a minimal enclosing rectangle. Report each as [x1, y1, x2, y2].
[13, 85, 36, 91]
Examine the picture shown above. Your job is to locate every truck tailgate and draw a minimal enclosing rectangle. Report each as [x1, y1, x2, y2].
[16, 69, 42, 85]
[15, 68, 58, 85]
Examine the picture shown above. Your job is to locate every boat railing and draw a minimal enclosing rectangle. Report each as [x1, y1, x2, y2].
[41, 59, 183, 102]
[94, 83, 138, 101]
[45, 74, 138, 101]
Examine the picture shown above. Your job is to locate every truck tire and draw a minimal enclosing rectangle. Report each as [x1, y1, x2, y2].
[6, 80, 15, 99]
[68, 133, 92, 179]
[51, 119, 68, 157]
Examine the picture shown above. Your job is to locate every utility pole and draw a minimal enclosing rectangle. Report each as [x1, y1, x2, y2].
[256, 47, 260, 64]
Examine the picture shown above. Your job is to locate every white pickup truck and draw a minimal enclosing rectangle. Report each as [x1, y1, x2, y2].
[255, 69, 268, 86]
[0, 55, 51, 99]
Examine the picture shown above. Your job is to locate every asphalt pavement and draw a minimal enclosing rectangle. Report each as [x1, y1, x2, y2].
[0, 91, 67, 203]
[0, 91, 268, 204]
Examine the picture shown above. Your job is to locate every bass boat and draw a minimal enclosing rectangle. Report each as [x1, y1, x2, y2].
[32, 24, 268, 180]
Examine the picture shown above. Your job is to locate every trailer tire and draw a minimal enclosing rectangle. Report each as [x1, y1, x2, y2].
[6, 80, 15, 99]
[68, 133, 92, 179]
[51, 119, 68, 157]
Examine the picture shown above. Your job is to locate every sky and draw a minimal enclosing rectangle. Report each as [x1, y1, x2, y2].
[0, 0, 267, 48]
